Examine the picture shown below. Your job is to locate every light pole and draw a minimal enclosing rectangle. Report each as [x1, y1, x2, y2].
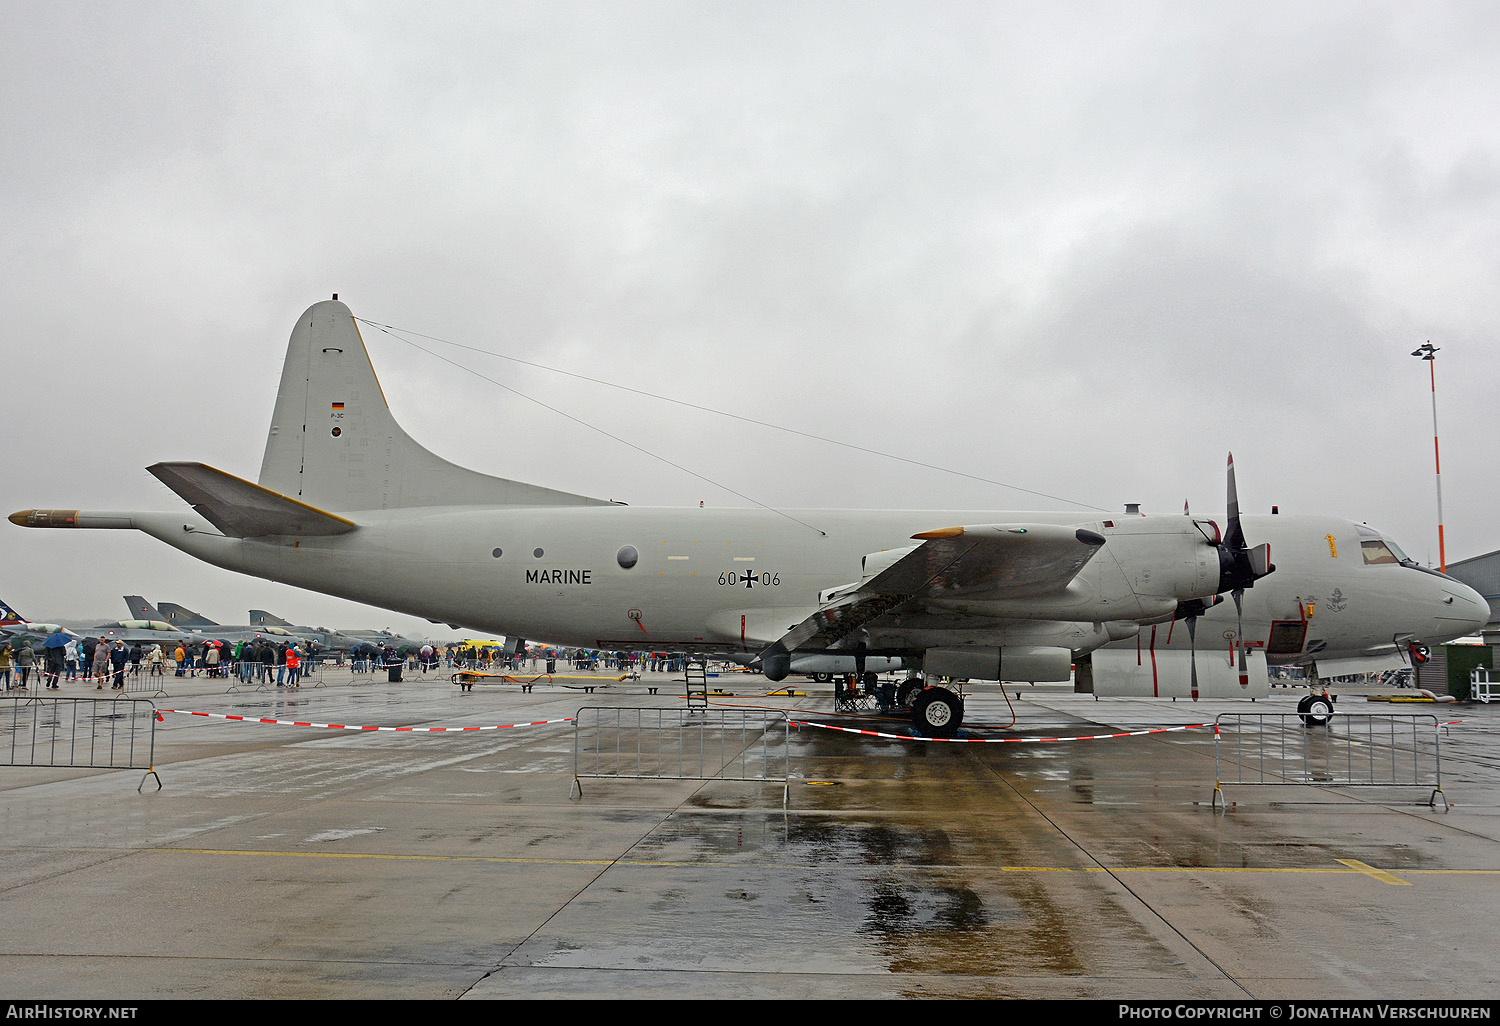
[1411, 341, 1445, 572]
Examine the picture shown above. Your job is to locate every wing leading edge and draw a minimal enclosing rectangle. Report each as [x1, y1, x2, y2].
[766, 523, 1107, 657]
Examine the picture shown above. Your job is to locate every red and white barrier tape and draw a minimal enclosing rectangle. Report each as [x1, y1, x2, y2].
[791, 719, 1212, 743]
[158, 709, 573, 732]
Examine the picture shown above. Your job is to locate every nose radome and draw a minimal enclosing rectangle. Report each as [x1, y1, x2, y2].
[1445, 581, 1491, 634]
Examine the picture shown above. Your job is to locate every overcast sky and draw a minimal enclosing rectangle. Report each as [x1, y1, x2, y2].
[3, 1, 1497, 638]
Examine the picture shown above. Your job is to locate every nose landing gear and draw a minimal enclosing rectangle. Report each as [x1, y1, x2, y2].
[1297, 691, 1335, 727]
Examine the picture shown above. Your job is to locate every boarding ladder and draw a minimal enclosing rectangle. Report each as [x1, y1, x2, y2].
[684, 656, 708, 708]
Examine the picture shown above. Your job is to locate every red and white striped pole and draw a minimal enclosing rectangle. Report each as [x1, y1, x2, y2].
[1412, 342, 1445, 572]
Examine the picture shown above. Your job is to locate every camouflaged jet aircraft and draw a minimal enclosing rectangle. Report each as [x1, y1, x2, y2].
[11, 299, 1489, 735]
[121, 595, 317, 648]
[0, 598, 196, 646]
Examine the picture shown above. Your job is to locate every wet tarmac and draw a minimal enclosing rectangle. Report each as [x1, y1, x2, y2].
[0, 668, 1496, 1000]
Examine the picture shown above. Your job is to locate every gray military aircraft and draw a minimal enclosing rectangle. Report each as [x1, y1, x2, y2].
[246, 610, 428, 653]
[245, 610, 368, 653]
[123, 595, 315, 648]
[11, 299, 1490, 734]
[0, 597, 196, 646]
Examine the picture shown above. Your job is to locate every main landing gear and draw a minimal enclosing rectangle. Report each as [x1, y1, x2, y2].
[910, 682, 964, 738]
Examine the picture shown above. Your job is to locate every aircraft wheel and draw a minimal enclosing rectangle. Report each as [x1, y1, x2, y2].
[810, 672, 832, 683]
[895, 679, 922, 708]
[912, 686, 963, 738]
[1300, 694, 1334, 727]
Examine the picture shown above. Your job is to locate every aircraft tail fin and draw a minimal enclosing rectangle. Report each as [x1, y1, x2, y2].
[123, 596, 167, 621]
[156, 602, 219, 628]
[249, 610, 293, 628]
[0, 599, 26, 625]
[257, 300, 615, 512]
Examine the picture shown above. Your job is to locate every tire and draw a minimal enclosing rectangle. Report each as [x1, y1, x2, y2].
[912, 686, 964, 737]
[895, 679, 921, 709]
[1301, 694, 1334, 727]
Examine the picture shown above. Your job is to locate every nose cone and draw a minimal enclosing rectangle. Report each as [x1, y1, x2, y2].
[1437, 579, 1491, 639]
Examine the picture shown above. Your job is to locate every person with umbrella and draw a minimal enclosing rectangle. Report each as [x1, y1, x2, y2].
[42, 630, 68, 688]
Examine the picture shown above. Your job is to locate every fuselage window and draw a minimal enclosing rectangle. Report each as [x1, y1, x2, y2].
[617, 545, 639, 569]
[1361, 540, 1398, 565]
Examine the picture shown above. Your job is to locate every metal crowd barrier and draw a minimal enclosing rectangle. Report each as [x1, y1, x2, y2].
[1471, 667, 1498, 704]
[50, 658, 471, 696]
[1212, 712, 1445, 810]
[1, 695, 161, 791]
[571, 706, 790, 807]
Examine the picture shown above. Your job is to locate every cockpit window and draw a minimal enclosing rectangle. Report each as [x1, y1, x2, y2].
[1358, 525, 1417, 566]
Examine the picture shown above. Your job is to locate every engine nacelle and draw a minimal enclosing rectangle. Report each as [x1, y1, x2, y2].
[760, 650, 791, 682]
[1082, 647, 1269, 698]
[791, 654, 904, 675]
[923, 646, 1072, 683]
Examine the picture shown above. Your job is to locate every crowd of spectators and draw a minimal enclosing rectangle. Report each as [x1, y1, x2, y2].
[2, 635, 693, 692]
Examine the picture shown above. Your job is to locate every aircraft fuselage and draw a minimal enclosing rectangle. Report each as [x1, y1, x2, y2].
[107, 504, 1481, 667]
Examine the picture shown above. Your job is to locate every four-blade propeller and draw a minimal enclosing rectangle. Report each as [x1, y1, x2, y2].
[1179, 453, 1276, 696]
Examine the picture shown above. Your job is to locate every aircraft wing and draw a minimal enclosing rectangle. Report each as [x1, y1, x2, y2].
[769, 523, 1107, 655]
[148, 463, 358, 538]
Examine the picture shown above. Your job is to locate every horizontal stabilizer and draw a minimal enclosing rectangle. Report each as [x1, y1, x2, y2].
[148, 462, 358, 538]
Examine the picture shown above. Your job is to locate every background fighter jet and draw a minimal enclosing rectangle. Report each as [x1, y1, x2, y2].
[0, 597, 196, 646]
[124, 596, 317, 647]
[12, 300, 1489, 735]
[246, 610, 361, 652]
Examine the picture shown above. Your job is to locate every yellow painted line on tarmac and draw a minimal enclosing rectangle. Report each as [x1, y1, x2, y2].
[126, 848, 1498, 879]
[1108, 866, 1350, 874]
[15, 846, 1483, 877]
[1335, 858, 1411, 885]
[152, 847, 619, 866]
